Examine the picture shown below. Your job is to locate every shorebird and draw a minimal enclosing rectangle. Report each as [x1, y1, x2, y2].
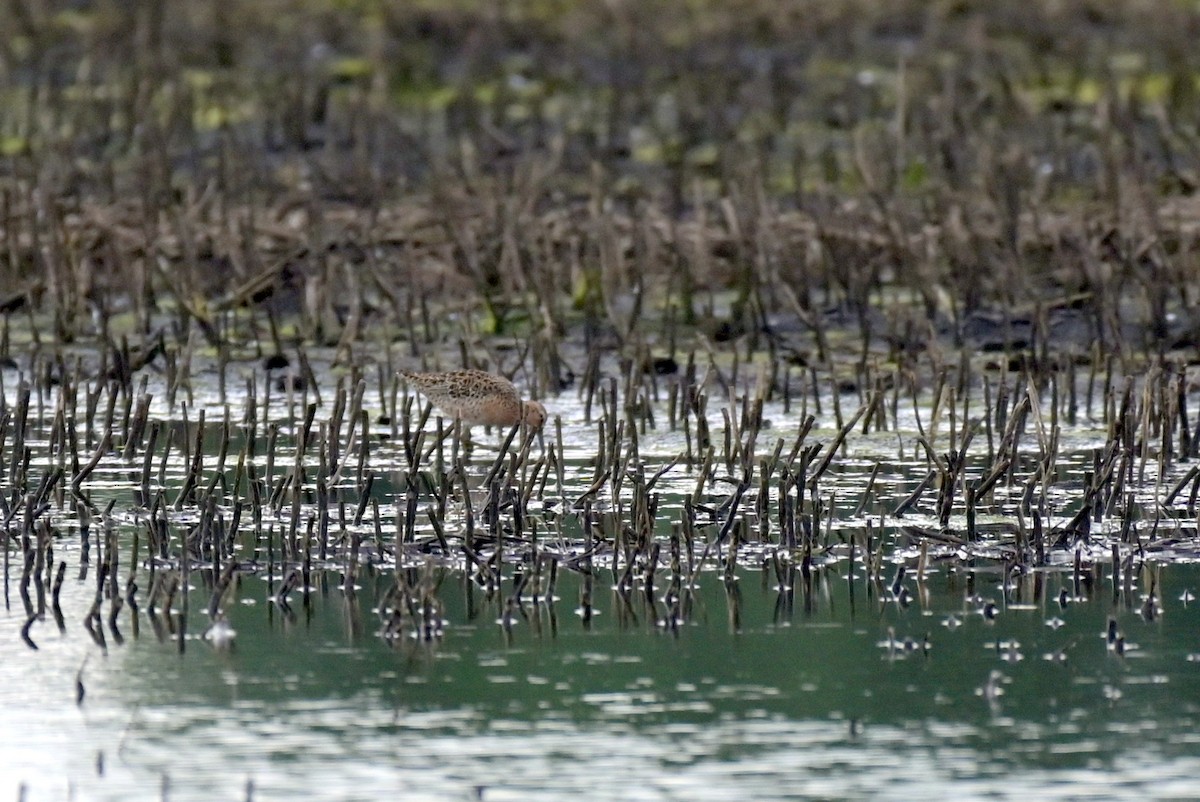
[400, 369, 547, 430]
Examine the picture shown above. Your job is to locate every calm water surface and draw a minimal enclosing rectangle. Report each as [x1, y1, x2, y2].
[3, 377, 1200, 801]
[5, 556, 1200, 801]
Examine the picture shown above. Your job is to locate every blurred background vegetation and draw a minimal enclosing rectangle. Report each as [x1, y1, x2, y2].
[0, 0, 1198, 364]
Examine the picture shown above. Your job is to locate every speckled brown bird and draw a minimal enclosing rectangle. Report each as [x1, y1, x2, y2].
[400, 369, 547, 430]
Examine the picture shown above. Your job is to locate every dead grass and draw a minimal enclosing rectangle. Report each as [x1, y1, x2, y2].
[0, 0, 1196, 375]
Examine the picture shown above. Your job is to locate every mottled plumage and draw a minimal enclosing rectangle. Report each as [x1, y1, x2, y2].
[400, 369, 546, 429]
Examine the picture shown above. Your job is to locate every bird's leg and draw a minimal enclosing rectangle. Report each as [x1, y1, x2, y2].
[456, 417, 477, 457]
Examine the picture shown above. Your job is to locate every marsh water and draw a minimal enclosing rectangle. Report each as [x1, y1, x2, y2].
[4, 0, 1200, 798]
[8, 559, 1200, 802]
[3, 362, 1200, 802]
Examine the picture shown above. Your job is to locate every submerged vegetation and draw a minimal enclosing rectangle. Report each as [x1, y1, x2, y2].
[5, 7, 1200, 799]
[0, 0, 1199, 656]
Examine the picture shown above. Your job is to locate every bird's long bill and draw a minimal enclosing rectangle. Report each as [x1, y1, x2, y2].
[514, 420, 545, 461]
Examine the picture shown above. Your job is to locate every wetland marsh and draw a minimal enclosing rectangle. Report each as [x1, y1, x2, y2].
[2, 1, 1200, 799]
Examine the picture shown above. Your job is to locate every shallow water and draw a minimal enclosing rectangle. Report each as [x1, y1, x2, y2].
[5, 555, 1200, 801]
[3, 362, 1200, 800]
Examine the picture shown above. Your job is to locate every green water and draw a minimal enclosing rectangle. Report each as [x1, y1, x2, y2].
[5, 553, 1200, 801]
[1, 366, 1199, 801]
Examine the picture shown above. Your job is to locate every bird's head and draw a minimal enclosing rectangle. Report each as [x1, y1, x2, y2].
[521, 400, 548, 430]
